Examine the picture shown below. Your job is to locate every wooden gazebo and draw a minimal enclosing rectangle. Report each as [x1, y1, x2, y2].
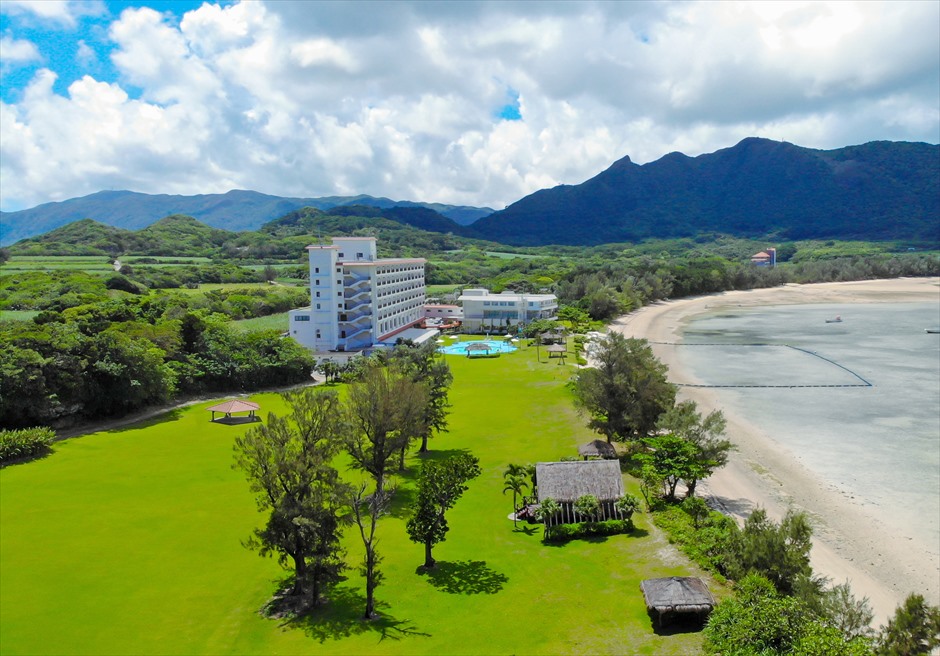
[640, 577, 715, 629]
[208, 399, 261, 423]
[578, 439, 617, 460]
[546, 344, 567, 359]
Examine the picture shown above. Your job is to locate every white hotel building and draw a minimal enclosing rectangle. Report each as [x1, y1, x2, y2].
[288, 237, 426, 352]
[457, 288, 558, 332]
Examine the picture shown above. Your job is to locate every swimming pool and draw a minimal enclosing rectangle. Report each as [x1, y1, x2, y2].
[438, 339, 518, 355]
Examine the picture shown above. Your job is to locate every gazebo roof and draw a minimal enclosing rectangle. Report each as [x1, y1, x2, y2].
[640, 577, 715, 613]
[546, 344, 567, 353]
[536, 460, 624, 502]
[465, 342, 492, 351]
[578, 439, 617, 459]
[207, 400, 260, 414]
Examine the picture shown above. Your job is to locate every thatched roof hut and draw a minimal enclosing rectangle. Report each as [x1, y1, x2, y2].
[465, 342, 493, 357]
[640, 577, 715, 628]
[578, 439, 617, 460]
[536, 460, 624, 501]
[545, 344, 567, 358]
[535, 460, 626, 525]
[538, 332, 563, 345]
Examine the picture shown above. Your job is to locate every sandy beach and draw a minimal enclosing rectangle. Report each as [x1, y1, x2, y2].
[610, 277, 940, 625]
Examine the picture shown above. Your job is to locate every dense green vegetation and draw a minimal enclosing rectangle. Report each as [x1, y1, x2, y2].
[0, 289, 314, 428]
[0, 426, 55, 463]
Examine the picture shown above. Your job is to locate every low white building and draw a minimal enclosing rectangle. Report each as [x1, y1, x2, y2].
[457, 288, 558, 332]
[424, 304, 463, 321]
[288, 237, 427, 352]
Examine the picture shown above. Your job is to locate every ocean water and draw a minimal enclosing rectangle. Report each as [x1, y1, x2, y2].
[672, 302, 940, 551]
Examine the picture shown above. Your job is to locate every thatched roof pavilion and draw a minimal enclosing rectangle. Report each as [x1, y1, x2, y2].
[208, 399, 260, 423]
[465, 342, 493, 357]
[538, 332, 563, 345]
[640, 577, 715, 628]
[578, 439, 617, 460]
[545, 344, 567, 359]
[535, 460, 626, 525]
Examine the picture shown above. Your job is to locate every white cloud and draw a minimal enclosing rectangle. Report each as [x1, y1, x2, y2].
[0, 36, 41, 63]
[1, 0, 937, 213]
[0, 0, 105, 28]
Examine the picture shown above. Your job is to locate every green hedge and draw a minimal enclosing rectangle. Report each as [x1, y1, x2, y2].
[651, 504, 736, 580]
[543, 519, 633, 543]
[0, 427, 55, 463]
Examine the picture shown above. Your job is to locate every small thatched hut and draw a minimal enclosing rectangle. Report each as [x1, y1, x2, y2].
[535, 460, 626, 526]
[465, 342, 493, 357]
[546, 344, 567, 359]
[640, 577, 715, 628]
[578, 439, 617, 460]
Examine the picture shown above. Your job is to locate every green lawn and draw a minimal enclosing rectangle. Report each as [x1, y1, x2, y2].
[232, 312, 289, 333]
[0, 342, 712, 655]
[1, 256, 115, 274]
[0, 310, 39, 322]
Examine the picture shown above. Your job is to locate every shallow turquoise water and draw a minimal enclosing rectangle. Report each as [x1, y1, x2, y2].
[673, 302, 940, 551]
[439, 339, 518, 355]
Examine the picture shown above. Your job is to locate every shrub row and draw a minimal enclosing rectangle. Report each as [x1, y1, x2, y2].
[651, 504, 735, 581]
[543, 518, 633, 543]
[0, 427, 55, 463]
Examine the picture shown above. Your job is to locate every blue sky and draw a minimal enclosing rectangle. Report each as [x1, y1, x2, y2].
[1, 1, 206, 102]
[1, 1, 937, 213]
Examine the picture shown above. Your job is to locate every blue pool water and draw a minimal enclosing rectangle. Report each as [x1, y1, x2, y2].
[438, 339, 518, 355]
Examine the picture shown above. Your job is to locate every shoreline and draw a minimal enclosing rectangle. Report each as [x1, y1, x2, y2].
[610, 277, 940, 624]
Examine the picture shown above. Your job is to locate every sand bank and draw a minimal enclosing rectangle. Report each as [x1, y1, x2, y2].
[610, 277, 940, 624]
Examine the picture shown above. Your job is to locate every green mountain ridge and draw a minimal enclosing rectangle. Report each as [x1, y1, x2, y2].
[0, 189, 494, 247]
[472, 138, 940, 246]
[6, 207, 479, 259]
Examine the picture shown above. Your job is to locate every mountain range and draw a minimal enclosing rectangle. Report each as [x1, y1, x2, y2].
[0, 190, 493, 247]
[2, 138, 937, 248]
[473, 138, 939, 245]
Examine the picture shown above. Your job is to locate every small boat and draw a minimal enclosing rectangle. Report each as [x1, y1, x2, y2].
[825, 315, 843, 323]
[927, 329, 940, 334]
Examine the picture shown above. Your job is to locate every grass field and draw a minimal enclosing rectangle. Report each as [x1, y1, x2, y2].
[232, 312, 290, 333]
[0, 310, 40, 322]
[0, 342, 713, 655]
[1, 256, 115, 274]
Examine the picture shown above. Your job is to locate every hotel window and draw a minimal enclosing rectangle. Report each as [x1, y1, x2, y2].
[314, 267, 320, 273]
[316, 303, 321, 309]
[316, 292, 320, 298]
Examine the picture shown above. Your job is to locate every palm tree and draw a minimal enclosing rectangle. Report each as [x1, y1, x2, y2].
[502, 474, 528, 527]
[503, 463, 526, 479]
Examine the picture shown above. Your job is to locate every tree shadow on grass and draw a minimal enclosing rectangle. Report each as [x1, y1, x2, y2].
[512, 524, 539, 536]
[280, 586, 430, 644]
[0, 446, 53, 469]
[109, 408, 185, 433]
[416, 560, 508, 595]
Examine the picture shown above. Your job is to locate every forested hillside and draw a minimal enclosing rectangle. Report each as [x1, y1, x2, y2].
[0, 189, 493, 246]
[473, 139, 940, 246]
[7, 208, 480, 259]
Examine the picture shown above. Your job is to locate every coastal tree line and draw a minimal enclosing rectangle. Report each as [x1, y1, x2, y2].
[572, 332, 940, 655]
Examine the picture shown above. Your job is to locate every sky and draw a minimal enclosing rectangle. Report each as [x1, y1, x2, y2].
[0, 0, 938, 213]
